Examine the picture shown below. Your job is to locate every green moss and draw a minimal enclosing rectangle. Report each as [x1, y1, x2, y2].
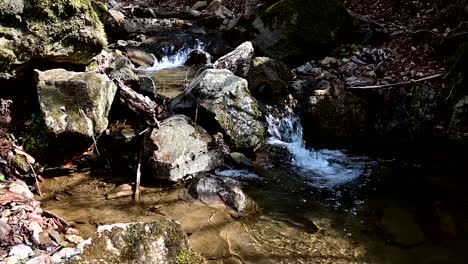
[176, 249, 203, 264]
[20, 113, 50, 160]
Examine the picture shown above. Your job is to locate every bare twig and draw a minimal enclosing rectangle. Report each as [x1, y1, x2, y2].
[348, 73, 445, 89]
[28, 162, 42, 197]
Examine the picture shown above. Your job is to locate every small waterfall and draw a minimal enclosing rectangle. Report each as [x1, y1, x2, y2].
[266, 113, 372, 189]
[145, 39, 206, 71]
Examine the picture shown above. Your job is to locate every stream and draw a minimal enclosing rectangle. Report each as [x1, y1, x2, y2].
[38, 43, 468, 264]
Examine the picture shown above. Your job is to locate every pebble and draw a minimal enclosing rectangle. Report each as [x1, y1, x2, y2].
[66, 234, 84, 245]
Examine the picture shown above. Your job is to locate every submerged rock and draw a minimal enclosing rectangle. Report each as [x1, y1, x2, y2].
[0, 0, 106, 79]
[247, 57, 290, 102]
[189, 173, 256, 214]
[378, 207, 425, 247]
[251, 0, 360, 63]
[213, 41, 254, 77]
[172, 69, 266, 149]
[78, 221, 203, 264]
[145, 115, 224, 182]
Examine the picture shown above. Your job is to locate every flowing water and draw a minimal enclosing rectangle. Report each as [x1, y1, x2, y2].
[144, 39, 207, 71]
[37, 43, 468, 264]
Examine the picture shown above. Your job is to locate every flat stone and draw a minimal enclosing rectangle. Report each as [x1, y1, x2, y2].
[9, 244, 33, 259]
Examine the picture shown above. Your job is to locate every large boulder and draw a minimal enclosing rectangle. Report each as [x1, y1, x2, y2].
[247, 57, 291, 102]
[35, 69, 117, 137]
[213, 41, 254, 77]
[172, 69, 266, 149]
[0, 0, 107, 79]
[78, 221, 203, 264]
[28, 69, 117, 161]
[251, 0, 360, 63]
[144, 115, 225, 182]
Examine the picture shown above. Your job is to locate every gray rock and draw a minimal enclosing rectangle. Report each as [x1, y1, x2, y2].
[78, 221, 203, 263]
[109, 56, 135, 71]
[378, 207, 425, 247]
[294, 62, 321, 75]
[109, 67, 139, 86]
[189, 174, 255, 214]
[9, 244, 32, 259]
[35, 69, 117, 137]
[192, 1, 208, 11]
[449, 96, 468, 132]
[145, 115, 224, 182]
[214, 42, 254, 77]
[26, 255, 53, 264]
[0, 0, 106, 79]
[248, 57, 290, 101]
[117, 40, 128, 47]
[139, 76, 156, 96]
[172, 69, 266, 149]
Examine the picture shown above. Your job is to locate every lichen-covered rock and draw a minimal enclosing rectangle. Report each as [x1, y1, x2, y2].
[247, 57, 290, 102]
[0, 0, 106, 79]
[172, 69, 266, 149]
[35, 69, 117, 137]
[78, 221, 204, 264]
[213, 41, 254, 77]
[252, 0, 361, 63]
[144, 115, 224, 182]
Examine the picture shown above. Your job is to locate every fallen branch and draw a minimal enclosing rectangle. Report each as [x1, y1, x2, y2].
[43, 209, 71, 229]
[114, 79, 160, 128]
[348, 73, 445, 89]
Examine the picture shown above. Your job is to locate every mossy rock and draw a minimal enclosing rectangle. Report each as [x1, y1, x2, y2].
[0, 0, 106, 78]
[252, 0, 361, 63]
[77, 221, 204, 264]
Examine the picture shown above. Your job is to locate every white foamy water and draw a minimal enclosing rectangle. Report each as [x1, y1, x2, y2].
[266, 113, 371, 189]
[145, 39, 206, 71]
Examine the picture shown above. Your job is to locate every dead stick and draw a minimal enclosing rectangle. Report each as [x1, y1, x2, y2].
[134, 130, 147, 204]
[42, 209, 71, 228]
[28, 162, 42, 197]
[348, 73, 445, 89]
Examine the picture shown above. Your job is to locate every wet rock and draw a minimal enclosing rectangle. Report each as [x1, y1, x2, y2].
[105, 184, 133, 200]
[214, 42, 254, 77]
[145, 115, 225, 182]
[189, 173, 255, 214]
[117, 40, 129, 47]
[78, 221, 203, 264]
[185, 50, 212, 66]
[248, 57, 290, 101]
[9, 244, 32, 259]
[230, 152, 253, 167]
[35, 69, 117, 138]
[378, 207, 425, 247]
[126, 47, 156, 67]
[251, 0, 360, 63]
[0, 0, 106, 79]
[172, 69, 266, 149]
